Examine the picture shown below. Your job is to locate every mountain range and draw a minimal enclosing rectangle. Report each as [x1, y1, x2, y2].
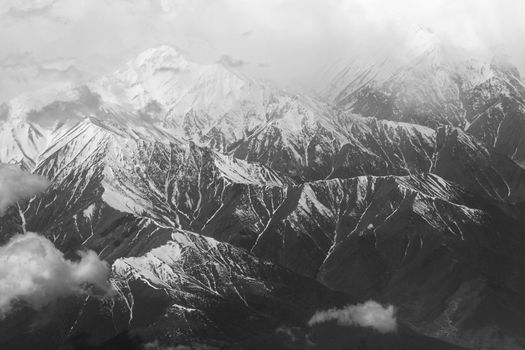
[1, 27, 525, 349]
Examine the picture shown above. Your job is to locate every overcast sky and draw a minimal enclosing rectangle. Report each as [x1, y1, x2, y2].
[1, 0, 525, 101]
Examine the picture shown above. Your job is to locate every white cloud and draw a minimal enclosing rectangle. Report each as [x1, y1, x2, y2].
[308, 300, 397, 333]
[0, 163, 49, 216]
[0, 232, 112, 317]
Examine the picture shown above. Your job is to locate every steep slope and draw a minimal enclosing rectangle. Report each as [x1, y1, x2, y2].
[0, 45, 467, 186]
[90, 45, 320, 150]
[9, 114, 520, 349]
[325, 27, 525, 167]
[10, 111, 523, 264]
[91, 44, 440, 182]
[250, 173, 525, 349]
[230, 113, 436, 181]
[0, 85, 109, 169]
[0, 118, 49, 170]
[233, 114, 525, 205]
[1, 228, 470, 350]
[0, 228, 345, 349]
[465, 86, 525, 167]
[2, 42, 525, 350]
[0, 115, 293, 259]
[432, 126, 525, 203]
[326, 28, 503, 126]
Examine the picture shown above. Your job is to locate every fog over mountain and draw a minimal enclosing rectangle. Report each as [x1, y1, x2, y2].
[1, 1, 525, 350]
[1, 0, 525, 100]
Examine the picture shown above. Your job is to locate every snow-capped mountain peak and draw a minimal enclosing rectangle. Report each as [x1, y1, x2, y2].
[91, 45, 260, 115]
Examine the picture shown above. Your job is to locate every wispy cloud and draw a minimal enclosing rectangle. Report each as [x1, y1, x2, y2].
[0, 232, 112, 317]
[26, 85, 101, 127]
[0, 163, 49, 216]
[308, 300, 397, 334]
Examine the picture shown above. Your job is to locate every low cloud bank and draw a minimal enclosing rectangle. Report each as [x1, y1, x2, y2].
[308, 300, 397, 334]
[0, 163, 49, 216]
[0, 232, 112, 317]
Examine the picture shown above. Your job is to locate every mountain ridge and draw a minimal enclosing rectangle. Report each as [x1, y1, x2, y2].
[2, 40, 525, 349]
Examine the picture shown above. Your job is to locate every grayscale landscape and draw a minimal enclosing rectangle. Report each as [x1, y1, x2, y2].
[0, 1, 525, 349]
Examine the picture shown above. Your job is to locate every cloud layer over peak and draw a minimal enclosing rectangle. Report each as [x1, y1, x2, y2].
[0, 163, 49, 216]
[1, 0, 525, 101]
[0, 232, 112, 317]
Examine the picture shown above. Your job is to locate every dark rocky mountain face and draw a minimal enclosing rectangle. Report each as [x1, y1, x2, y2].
[2, 43, 525, 350]
[230, 114, 436, 181]
[0, 228, 351, 350]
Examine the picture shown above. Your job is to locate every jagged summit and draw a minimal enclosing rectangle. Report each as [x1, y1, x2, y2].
[318, 23, 496, 102]
[318, 24, 525, 143]
[89, 45, 278, 133]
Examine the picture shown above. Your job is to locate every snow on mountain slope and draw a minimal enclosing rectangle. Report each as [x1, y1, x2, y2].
[432, 126, 525, 203]
[0, 227, 351, 350]
[229, 111, 437, 181]
[0, 85, 103, 168]
[321, 26, 525, 170]
[0, 226, 468, 349]
[0, 119, 48, 170]
[0, 45, 441, 185]
[93, 46, 261, 114]
[4, 118, 525, 349]
[90, 45, 293, 145]
[3, 41, 525, 350]
[319, 26, 450, 102]
[323, 26, 524, 131]
[4, 106, 521, 260]
[0, 115, 294, 260]
[0, 45, 343, 167]
[251, 173, 480, 277]
[3, 40, 525, 174]
[249, 172, 525, 349]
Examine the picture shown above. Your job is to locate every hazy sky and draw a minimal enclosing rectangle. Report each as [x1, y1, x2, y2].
[1, 0, 525, 101]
